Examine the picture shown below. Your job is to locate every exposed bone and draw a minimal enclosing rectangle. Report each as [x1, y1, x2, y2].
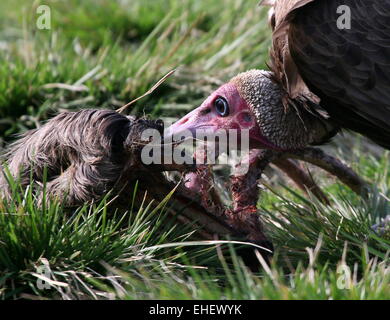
[121, 170, 233, 239]
[176, 147, 274, 257]
[229, 149, 275, 245]
[272, 158, 330, 204]
[231, 149, 276, 212]
[148, 142, 368, 263]
[175, 145, 368, 259]
[284, 147, 369, 197]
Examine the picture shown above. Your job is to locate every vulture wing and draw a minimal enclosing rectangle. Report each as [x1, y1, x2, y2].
[265, 0, 316, 101]
[268, 0, 390, 149]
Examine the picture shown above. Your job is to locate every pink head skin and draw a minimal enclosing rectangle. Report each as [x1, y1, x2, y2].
[165, 83, 281, 150]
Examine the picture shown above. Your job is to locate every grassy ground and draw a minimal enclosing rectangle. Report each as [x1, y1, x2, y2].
[0, 0, 389, 300]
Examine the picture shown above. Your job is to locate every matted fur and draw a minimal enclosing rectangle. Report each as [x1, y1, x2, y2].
[0, 109, 163, 206]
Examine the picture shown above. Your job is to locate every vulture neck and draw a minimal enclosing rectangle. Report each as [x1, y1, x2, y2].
[232, 70, 336, 150]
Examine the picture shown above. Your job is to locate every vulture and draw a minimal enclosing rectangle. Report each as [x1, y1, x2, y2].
[166, 0, 390, 152]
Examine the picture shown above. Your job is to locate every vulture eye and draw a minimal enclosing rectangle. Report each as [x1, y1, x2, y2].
[214, 97, 229, 117]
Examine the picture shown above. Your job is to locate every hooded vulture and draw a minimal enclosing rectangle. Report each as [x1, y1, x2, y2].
[166, 0, 390, 151]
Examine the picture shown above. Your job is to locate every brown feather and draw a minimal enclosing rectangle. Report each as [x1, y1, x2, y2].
[263, 0, 390, 149]
[264, 0, 318, 107]
[287, 0, 390, 149]
[273, 0, 315, 34]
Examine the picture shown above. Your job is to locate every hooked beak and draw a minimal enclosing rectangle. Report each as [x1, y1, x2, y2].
[164, 102, 218, 143]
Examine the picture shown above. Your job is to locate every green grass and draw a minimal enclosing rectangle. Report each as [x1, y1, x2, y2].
[0, 0, 389, 300]
[0, 0, 270, 144]
[0, 152, 388, 300]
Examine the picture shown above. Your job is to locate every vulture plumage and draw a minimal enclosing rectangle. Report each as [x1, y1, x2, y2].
[166, 0, 390, 151]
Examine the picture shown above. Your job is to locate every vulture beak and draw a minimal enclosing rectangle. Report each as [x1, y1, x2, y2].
[164, 105, 217, 140]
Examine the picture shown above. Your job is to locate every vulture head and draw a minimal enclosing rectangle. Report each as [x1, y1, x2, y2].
[166, 69, 333, 151]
